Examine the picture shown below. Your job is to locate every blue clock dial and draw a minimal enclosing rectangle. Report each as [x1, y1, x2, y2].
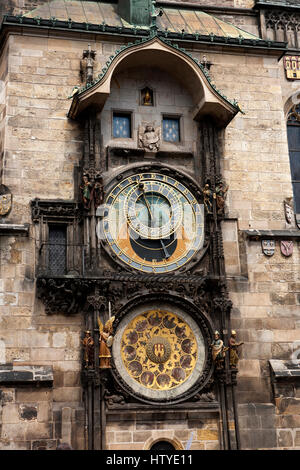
[102, 173, 204, 273]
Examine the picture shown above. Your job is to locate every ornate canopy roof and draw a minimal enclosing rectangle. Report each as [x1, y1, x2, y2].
[67, 35, 241, 125]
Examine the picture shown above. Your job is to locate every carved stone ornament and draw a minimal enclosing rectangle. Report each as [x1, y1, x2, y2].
[284, 199, 293, 224]
[138, 122, 161, 151]
[280, 240, 293, 257]
[0, 184, 12, 217]
[261, 239, 275, 257]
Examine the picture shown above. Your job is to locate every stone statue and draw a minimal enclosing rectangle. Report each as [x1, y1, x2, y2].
[82, 331, 95, 369]
[98, 316, 115, 369]
[80, 174, 93, 210]
[229, 330, 243, 368]
[139, 123, 161, 151]
[211, 331, 228, 370]
[94, 174, 104, 209]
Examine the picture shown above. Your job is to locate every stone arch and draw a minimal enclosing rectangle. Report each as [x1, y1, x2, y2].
[143, 436, 184, 450]
[68, 36, 239, 127]
[284, 92, 300, 119]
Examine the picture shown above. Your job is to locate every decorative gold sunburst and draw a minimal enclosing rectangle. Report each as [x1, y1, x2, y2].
[121, 310, 197, 390]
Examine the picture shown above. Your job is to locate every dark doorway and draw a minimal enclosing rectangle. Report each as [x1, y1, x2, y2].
[150, 441, 175, 451]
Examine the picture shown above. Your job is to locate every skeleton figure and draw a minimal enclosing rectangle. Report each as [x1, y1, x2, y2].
[202, 183, 214, 214]
[98, 316, 115, 369]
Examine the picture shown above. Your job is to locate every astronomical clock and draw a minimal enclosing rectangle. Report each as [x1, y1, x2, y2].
[102, 171, 205, 273]
[98, 166, 214, 404]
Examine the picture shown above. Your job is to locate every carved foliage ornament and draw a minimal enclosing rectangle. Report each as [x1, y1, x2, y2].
[284, 199, 294, 224]
[0, 184, 12, 217]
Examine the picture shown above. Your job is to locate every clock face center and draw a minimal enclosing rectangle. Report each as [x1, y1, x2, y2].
[135, 192, 171, 230]
[125, 180, 182, 240]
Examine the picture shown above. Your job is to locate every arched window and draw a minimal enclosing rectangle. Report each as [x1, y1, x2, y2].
[287, 105, 300, 217]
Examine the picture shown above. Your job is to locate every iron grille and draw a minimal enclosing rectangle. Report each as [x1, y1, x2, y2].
[48, 225, 67, 275]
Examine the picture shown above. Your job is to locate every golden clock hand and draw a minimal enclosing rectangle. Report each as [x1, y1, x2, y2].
[139, 183, 153, 221]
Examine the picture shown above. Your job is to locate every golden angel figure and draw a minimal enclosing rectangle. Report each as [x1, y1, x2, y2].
[98, 316, 115, 369]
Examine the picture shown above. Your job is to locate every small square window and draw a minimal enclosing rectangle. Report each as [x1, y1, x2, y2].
[162, 117, 180, 143]
[113, 113, 131, 138]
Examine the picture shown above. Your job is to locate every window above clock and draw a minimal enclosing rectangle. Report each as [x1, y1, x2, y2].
[113, 112, 132, 139]
[162, 116, 180, 143]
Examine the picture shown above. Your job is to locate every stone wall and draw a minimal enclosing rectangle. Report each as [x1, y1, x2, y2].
[106, 411, 221, 450]
[0, 0, 49, 22]
[0, 20, 300, 449]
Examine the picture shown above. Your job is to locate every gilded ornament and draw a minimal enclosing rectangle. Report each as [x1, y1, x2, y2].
[229, 330, 243, 369]
[98, 316, 115, 369]
[120, 310, 197, 390]
[146, 336, 171, 364]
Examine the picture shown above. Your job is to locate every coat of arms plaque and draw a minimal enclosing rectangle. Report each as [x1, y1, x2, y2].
[280, 240, 293, 257]
[261, 240, 275, 256]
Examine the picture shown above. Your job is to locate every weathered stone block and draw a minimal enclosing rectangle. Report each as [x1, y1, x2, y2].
[19, 404, 37, 421]
[25, 422, 52, 440]
[53, 387, 82, 403]
[277, 430, 293, 447]
[2, 404, 19, 424]
[197, 429, 219, 440]
[275, 397, 300, 414]
[115, 431, 133, 443]
[31, 439, 57, 451]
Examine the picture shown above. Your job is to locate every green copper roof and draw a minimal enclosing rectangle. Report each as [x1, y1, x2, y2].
[24, 0, 261, 40]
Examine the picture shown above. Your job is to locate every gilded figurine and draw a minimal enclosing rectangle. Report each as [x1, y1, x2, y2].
[210, 331, 228, 370]
[82, 331, 95, 369]
[215, 179, 228, 214]
[80, 174, 94, 209]
[143, 88, 153, 106]
[229, 330, 243, 369]
[98, 316, 115, 369]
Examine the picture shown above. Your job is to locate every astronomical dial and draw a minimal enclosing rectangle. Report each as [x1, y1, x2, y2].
[125, 180, 182, 240]
[102, 172, 204, 273]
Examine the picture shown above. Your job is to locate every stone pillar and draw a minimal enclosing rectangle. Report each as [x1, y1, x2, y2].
[61, 407, 72, 445]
